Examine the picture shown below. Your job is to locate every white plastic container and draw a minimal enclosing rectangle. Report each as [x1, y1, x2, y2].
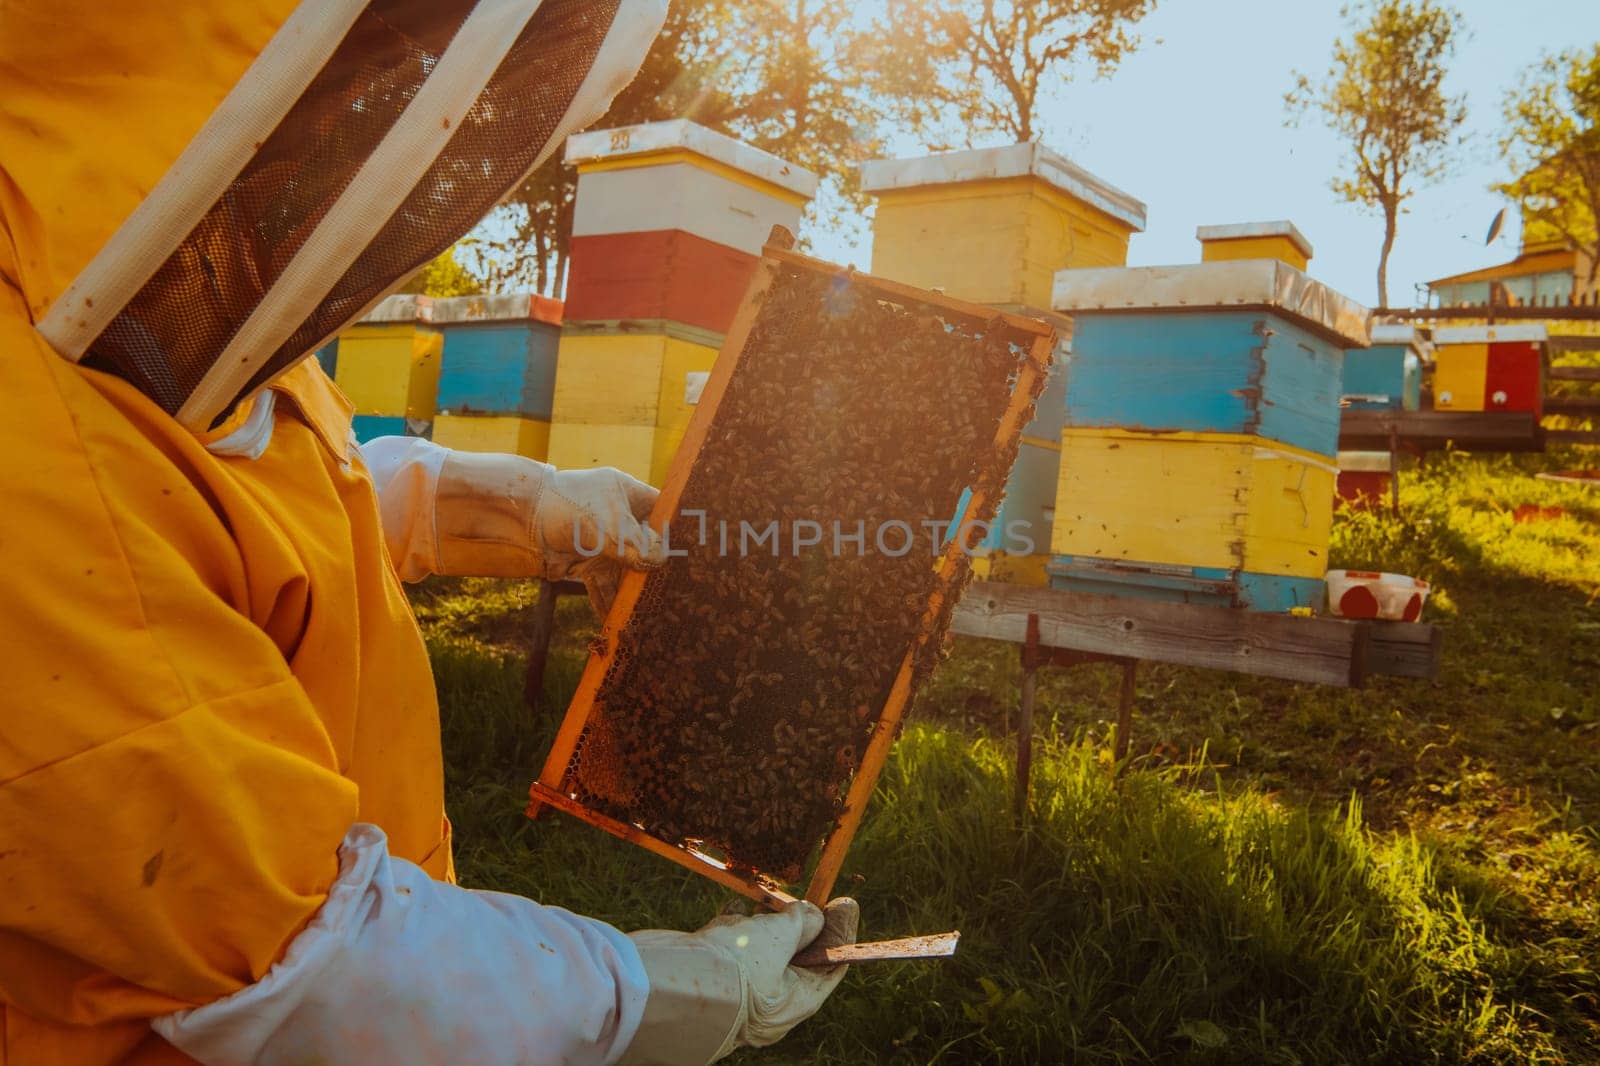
[1325, 570, 1429, 621]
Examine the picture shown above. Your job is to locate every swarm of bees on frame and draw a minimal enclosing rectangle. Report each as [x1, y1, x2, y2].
[567, 266, 1048, 881]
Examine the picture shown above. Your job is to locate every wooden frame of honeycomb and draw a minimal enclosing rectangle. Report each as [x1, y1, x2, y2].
[528, 227, 1057, 907]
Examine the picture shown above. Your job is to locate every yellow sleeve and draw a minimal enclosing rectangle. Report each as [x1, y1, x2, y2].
[0, 318, 360, 1028]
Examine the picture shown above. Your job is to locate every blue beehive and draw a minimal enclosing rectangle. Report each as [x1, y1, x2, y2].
[434, 294, 563, 418]
[1059, 262, 1356, 456]
[1343, 323, 1425, 410]
[1048, 260, 1370, 612]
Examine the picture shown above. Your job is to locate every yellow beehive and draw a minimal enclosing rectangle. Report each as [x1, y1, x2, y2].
[1197, 221, 1313, 271]
[1431, 342, 1489, 411]
[546, 424, 658, 482]
[546, 330, 719, 483]
[1050, 429, 1336, 579]
[862, 143, 1146, 310]
[332, 297, 442, 419]
[431, 414, 551, 460]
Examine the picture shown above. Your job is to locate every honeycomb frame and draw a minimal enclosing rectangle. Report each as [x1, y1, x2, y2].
[528, 227, 1058, 906]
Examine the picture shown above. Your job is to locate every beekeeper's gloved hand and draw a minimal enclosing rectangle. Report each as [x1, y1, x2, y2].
[361, 437, 667, 617]
[538, 465, 668, 618]
[620, 898, 859, 1065]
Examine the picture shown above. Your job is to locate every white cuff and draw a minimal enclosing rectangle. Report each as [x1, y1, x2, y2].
[153, 824, 648, 1066]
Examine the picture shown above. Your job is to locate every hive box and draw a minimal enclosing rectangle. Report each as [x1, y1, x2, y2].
[314, 339, 339, 379]
[563, 121, 818, 335]
[863, 143, 1142, 584]
[1344, 323, 1425, 411]
[332, 294, 440, 420]
[1197, 220, 1313, 271]
[434, 293, 562, 418]
[549, 123, 816, 484]
[1432, 324, 1547, 415]
[1048, 430, 1336, 611]
[862, 142, 1146, 310]
[546, 325, 721, 485]
[1336, 451, 1394, 509]
[1053, 261, 1366, 456]
[974, 340, 1071, 583]
[1049, 260, 1369, 611]
[431, 413, 550, 459]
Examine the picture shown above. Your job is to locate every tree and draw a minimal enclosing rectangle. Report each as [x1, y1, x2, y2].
[866, 0, 1157, 148]
[469, 0, 881, 294]
[1496, 45, 1600, 295]
[398, 244, 483, 298]
[1287, 1, 1468, 308]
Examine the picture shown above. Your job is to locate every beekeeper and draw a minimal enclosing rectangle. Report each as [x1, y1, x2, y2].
[0, 2, 856, 1064]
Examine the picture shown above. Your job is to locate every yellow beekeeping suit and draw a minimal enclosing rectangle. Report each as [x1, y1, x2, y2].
[0, 4, 452, 1061]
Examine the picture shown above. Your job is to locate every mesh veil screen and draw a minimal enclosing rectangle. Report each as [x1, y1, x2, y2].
[83, 0, 620, 421]
[253, 0, 620, 404]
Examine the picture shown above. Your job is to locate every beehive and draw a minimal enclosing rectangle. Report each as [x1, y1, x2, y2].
[529, 235, 1056, 904]
[1336, 451, 1393, 510]
[862, 143, 1144, 584]
[1049, 260, 1369, 611]
[546, 325, 722, 484]
[562, 120, 818, 333]
[1049, 430, 1336, 611]
[1197, 220, 1313, 271]
[1432, 324, 1547, 414]
[424, 294, 564, 461]
[1344, 324, 1425, 410]
[332, 295, 440, 420]
[547, 122, 817, 483]
[862, 142, 1146, 310]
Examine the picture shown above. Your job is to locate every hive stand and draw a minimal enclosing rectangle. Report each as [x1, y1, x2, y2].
[951, 581, 1443, 816]
[521, 579, 586, 712]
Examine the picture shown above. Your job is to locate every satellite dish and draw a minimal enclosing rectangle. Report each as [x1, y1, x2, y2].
[1485, 207, 1508, 246]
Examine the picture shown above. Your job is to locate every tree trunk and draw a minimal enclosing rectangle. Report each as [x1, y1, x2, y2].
[1376, 202, 1398, 309]
[553, 249, 569, 300]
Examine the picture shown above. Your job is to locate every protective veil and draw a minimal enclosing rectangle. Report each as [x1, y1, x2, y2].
[0, 2, 665, 1063]
[25, 0, 664, 433]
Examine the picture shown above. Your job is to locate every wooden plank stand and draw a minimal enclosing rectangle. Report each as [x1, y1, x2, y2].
[528, 226, 1058, 908]
[1015, 612, 1137, 819]
[960, 582, 1443, 816]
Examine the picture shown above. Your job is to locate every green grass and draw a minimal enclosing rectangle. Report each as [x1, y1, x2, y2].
[415, 448, 1600, 1064]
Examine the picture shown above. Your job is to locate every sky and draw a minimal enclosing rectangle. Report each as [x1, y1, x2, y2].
[805, 0, 1600, 309]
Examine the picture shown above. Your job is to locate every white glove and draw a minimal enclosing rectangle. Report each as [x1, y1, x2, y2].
[620, 899, 859, 1065]
[533, 465, 668, 618]
[360, 436, 666, 617]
